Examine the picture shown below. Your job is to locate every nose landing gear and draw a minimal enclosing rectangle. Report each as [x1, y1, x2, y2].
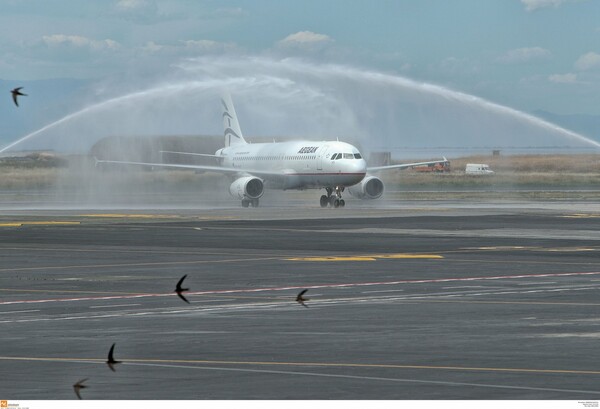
[320, 186, 345, 208]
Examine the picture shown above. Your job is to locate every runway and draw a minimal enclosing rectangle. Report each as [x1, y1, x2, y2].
[1, 199, 600, 399]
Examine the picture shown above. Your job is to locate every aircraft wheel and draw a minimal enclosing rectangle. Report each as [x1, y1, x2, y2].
[333, 198, 340, 208]
[339, 199, 345, 207]
[251, 198, 259, 208]
[242, 199, 250, 208]
[320, 195, 328, 208]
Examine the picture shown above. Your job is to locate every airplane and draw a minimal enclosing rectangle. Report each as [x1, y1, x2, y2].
[96, 94, 447, 208]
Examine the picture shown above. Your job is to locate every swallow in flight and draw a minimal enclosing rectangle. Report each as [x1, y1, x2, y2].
[175, 274, 190, 304]
[106, 343, 122, 372]
[73, 378, 88, 400]
[296, 289, 309, 308]
[11, 87, 27, 107]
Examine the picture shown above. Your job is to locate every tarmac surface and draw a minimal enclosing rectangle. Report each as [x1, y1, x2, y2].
[1, 198, 600, 400]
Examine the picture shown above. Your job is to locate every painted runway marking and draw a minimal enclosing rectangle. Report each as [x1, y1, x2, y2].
[0, 221, 80, 227]
[124, 362, 600, 396]
[89, 303, 141, 309]
[79, 214, 181, 219]
[362, 289, 405, 294]
[287, 253, 443, 261]
[0, 355, 597, 395]
[0, 270, 599, 306]
[2, 355, 600, 376]
[0, 309, 39, 314]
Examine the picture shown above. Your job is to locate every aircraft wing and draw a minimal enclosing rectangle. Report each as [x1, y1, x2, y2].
[94, 158, 285, 179]
[159, 151, 224, 160]
[367, 157, 448, 172]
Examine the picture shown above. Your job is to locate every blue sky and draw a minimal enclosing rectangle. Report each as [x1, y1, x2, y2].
[1, 0, 599, 149]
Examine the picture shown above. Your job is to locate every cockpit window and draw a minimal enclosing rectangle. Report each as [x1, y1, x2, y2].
[343, 153, 354, 159]
[354, 153, 362, 159]
[332, 153, 340, 160]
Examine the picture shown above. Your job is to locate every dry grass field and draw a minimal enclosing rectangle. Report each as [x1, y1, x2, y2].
[386, 154, 600, 190]
[0, 154, 599, 193]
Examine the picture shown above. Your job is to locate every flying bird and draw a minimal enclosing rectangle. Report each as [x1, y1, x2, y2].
[106, 343, 122, 372]
[73, 378, 88, 400]
[296, 289, 310, 308]
[10, 87, 27, 107]
[175, 274, 190, 304]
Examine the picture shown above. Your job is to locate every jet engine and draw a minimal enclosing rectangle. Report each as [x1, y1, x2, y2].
[229, 176, 264, 200]
[347, 176, 384, 199]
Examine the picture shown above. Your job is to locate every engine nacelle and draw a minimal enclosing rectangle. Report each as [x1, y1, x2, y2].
[229, 176, 264, 200]
[347, 176, 384, 199]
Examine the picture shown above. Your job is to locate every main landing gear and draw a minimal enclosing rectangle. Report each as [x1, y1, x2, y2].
[320, 186, 345, 208]
[241, 198, 260, 208]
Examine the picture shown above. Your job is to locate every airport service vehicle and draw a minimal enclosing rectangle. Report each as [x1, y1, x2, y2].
[97, 95, 447, 208]
[465, 163, 494, 175]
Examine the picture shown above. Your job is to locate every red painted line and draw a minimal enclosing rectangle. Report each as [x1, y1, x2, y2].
[1, 271, 599, 306]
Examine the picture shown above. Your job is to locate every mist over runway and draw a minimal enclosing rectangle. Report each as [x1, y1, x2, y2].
[1, 200, 600, 399]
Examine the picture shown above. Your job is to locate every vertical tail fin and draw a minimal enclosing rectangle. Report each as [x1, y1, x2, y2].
[221, 93, 247, 148]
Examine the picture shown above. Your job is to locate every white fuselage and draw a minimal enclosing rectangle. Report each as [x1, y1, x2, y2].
[217, 140, 367, 190]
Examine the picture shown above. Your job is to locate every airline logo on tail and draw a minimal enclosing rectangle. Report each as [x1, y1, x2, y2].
[221, 96, 247, 147]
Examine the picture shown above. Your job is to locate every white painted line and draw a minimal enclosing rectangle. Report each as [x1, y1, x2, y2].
[362, 289, 405, 294]
[89, 304, 142, 309]
[190, 299, 230, 303]
[0, 309, 40, 314]
[123, 362, 600, 396]
[2, 270, 600, 307]
[517, 282, 557, 286]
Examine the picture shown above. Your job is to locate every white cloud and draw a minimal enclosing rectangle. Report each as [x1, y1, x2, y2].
[42, 34, 121, 51]
[496, 47, 551, 63]
[115, 0, 151, 11]
[277, 31, 333, 49]
[520, 0, 583, 12]
[113, 0, 160, 23]
[574, 52, 600, 71]
[548, 73, 578, 83]
[141, 39, 237, 55]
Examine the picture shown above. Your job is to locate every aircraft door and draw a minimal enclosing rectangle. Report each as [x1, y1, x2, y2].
[317, 145, 328, 171]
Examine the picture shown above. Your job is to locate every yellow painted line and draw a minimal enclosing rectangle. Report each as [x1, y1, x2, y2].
[0, 356, 599, 376]
[562, 214, 600, 219]
[545, 248, 598, 252]
[80, 214, 181, 219]
[287, 254, 443, 262]
[464, 246, 534, 250]
[371, 254, 444, 259]
[0, 221, 80, 227]
[80, 214, 237, 220]
[288, 256, 377, 261]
